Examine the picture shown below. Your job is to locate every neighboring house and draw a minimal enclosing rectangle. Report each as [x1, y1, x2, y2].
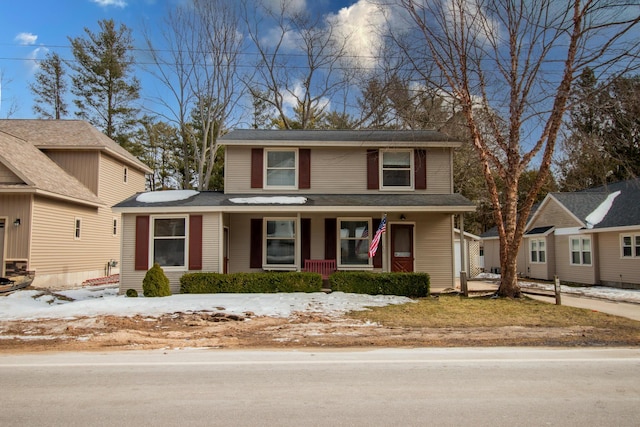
[454, 228, 483, 279]
[114, 130, 476, 294]
[481, 179, 640, 289]
[0, 120, 151, 288]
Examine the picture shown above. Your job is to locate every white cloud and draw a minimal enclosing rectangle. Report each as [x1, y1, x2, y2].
[27, 46, 49, 74]
[15, 32, 37, 45]
[91, 0, 127, 7]
[281, 80, 331, 115]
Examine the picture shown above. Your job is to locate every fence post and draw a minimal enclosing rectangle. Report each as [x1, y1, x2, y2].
[554, 275, 562, 305]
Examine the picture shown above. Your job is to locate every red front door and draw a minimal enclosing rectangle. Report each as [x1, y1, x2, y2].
[391, 224, 414, 272]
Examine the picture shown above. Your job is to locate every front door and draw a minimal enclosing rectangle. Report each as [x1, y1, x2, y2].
[391, 224, 414, 272]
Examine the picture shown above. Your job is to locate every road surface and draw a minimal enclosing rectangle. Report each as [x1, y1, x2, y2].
[1, 348, 639, 426]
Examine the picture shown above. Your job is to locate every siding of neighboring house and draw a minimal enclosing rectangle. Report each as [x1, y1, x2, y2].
[530, 198, 582, 229]
[44, 150, 100, 195]
[525, 234, 556, 280]
[482, 238, 500, 273]
[0, 163, 22, 184]
[98, 153, 147, 205]
[597, 230, 640, 288]
[224, 146, 453, 195]
[553, 234, 598, 285]
[0, 194, 32, 261]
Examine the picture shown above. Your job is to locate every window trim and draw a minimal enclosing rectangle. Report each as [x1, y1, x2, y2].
[264, 148, 298, 190]
[74, 217, 82, 240]
[620, 233, 640, 258]
[379, 149, 414, 191]
[529, 238, 546, 264]
[569, 236, 592, 266]
[150, 215, 189, 271]
[263, 217, 297, 270]
[337, 217, 373, 269]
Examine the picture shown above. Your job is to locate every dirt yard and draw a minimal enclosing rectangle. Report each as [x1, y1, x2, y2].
[1, 308, 632, 353]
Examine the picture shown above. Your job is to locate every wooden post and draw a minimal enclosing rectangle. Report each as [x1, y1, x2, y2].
[554, 275, 562, 305]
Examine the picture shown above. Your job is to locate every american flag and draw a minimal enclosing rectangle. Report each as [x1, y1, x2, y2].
[368, 215, 387, 258]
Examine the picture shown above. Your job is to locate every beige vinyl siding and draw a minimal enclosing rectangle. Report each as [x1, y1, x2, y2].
[98, 152, 146, 205]
[526, 235, 555, 281]
[0, 194, 32, 260]
[597, 230, 640, 287]
[554, 234, 598, 285]
[414, 213, 454, 288]
[30, 196, 119, 286]
[44, 150, 100, 195]
[0, 163, 22, 184]
[225, 146, 453, 194]
[531, 199, 583, 229]
[482, 239, 501, 273]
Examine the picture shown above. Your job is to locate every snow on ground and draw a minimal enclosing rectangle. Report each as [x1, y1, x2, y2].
[0, 287, 414, 321]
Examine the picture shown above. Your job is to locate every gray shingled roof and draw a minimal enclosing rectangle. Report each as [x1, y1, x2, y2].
[220, 129, 462, 147]
[550, 192, 608, 223]
[0, 131, 103, 206]
[0, 120, 151, 173]
[584, 179, 640, 229]
[114, 191, 475, 212]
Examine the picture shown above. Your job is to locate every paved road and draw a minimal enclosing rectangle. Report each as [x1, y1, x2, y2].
[1, 348, 639, 426]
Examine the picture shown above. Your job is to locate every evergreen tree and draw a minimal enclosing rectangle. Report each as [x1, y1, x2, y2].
[30, 52, 68, 119]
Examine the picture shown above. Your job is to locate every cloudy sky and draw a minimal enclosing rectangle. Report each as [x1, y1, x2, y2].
[0, 0, 392, 120]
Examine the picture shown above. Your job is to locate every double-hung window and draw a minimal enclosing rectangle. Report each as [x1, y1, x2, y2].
[381, 150, 413, 189]
[152, 217, 187, 268]
[265, 149, 297, 188]
[264, 218, 296, 267]
[530, 238, 546, 263]
[621, 234, 640, 258]
[570, 236, 592, 266]
[338, 218, 372, 267]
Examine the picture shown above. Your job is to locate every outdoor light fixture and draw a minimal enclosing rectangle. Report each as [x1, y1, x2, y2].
[400, 214, 406, 221]
[13, 218, 20, 227]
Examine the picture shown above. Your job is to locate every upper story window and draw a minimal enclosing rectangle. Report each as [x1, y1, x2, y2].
[380, 150, 413, 189]
[570, 236, 592, 266]
[265, 149, 297, 189]
[530, 238, 546, 263]
[74, 218, 82, 240]
[621, 234, 640, 258]
[338, 218, 372, 267]
[152, 217, 187, 269]
[264, 218, 296, 267]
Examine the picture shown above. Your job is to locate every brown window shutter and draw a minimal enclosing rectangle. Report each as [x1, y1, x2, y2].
[415, 149, 427, 189]
[372, 218, 383, 268]
[250, 218, 263, 269]
[324, 218, 337, 261]
[299, 149, 311, 189]
[301, 218, 311, 263]
[135, 216, 150, 271]
[251, 148, 264, 188]
[367, 149, 379, 189]
[189, 215, 203, 270]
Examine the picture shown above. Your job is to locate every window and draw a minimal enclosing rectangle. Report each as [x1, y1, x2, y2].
[74, 218, 82, 240]
[381, 150, 412, 189]
[265, 149, 297, 188]
[621, 234, 640, 258]
[570, 236, 592, 266]
[530, 238, 546, 263]
[112, 218, 118, 236]
[264, 218, 296, 267]
[338, 218, 372, 267]
[152, 217, 187, 268]
[123, 167, 128, 183]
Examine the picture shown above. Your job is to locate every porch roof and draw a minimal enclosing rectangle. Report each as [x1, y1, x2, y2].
[114, 191, 476, 213]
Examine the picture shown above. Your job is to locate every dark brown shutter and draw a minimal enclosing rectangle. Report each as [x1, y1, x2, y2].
[367, 149, 379, 190]
[301, 218, 311, 264]
[250, 218, 262, 269]
[372, 218, 383, 268]
[324, 218, 337, 261]
[299, 149, 311, 189]
[415, 149, 427, 190]
[251, 148, 263, 188]
[189, 215, 203, 270]
[135, 216, 150, 271]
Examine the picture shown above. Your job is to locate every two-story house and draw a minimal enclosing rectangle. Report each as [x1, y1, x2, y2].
[114, 130, 475, 294]
[0, 120, 150, 288]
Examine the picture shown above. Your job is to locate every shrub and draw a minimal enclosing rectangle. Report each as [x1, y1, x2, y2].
[180, 272, 322, 294]
[142, 263, 172, 297]
[330, 271, 429, 297]
[125, 289, 138, 297]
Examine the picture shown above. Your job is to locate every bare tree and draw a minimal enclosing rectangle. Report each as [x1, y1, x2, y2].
[0, 71, 19, 118]
[394, 0, 640, 297]
[143, 0, 243, 190]
[30, 52, 68, 119]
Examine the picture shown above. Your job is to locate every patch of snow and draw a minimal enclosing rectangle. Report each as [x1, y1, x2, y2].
[229, 196, 307, 204]
[585, 191, 620, 228]
[136, 190, 199, 203]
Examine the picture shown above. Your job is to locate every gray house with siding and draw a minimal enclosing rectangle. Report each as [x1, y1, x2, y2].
[0, 120, 150, 288]
[481, 179, 640, 289]
[114, 130, 476, 294]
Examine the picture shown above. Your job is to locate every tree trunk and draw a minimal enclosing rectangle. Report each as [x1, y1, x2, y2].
[498, 245, 521, 298]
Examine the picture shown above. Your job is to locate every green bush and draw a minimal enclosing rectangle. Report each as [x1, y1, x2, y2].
[330, 271, 429, 297]
[180, 272, 323, 294]
[142, 263, 172, 297]
[125, 288, 138, 297]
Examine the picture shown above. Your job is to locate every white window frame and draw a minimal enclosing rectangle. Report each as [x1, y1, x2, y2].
[337, 217, 373, 269]
[151, 215, 188, 271]
[74, 218, 82, 240]
[264, 148, 298, 190]
[620, 233, 640, 258]
[569, 236, 592, 266]
[263, 217, 297, 270]
[380, 149, 414, 190]
[529, 238, 546, 264]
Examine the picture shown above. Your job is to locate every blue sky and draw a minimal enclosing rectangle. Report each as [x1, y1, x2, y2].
[0, 0, 363, 119]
